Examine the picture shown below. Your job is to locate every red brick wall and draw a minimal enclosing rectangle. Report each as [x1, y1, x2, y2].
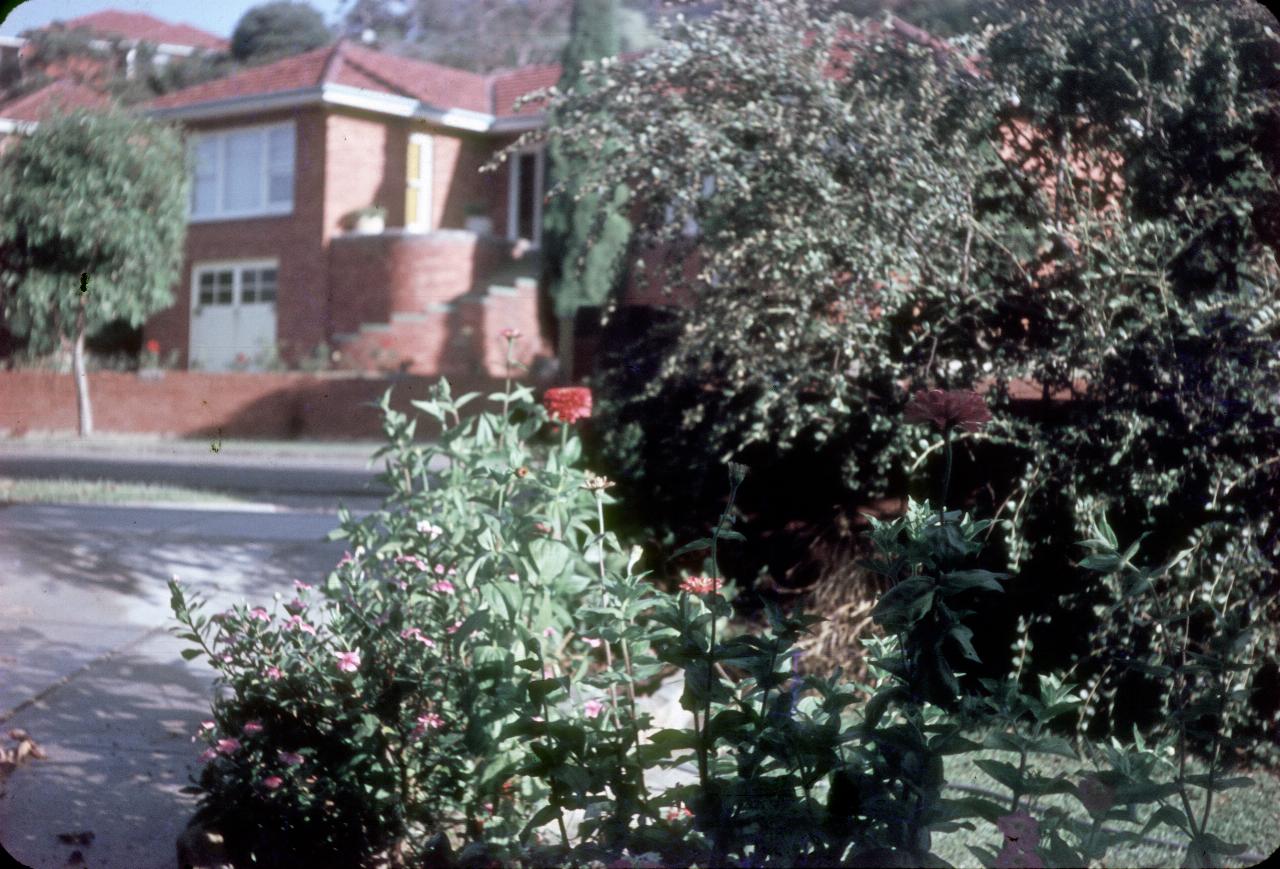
[0, 371, 510, 439]
[144, 107, 330, 367]
[328, 231, 512, 333]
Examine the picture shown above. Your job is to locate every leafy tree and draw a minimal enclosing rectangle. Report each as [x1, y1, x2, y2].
[542, 0, 633, 376]
[539, 0, 1280, 754]
[337, 0, 655, 72]
[231, 1, 332, 63]
[0, 107, 188, 435]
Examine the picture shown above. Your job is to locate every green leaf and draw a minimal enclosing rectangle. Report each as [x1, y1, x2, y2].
[521, 804, 562, 841]
[1141, 804, 1189, 837]
[180, 648, 203, 661]
[872, 577, 935, 632]
[941, 570, 1006, 594]
[668, 537, 713, 560]
[973, 758, 1023, 792]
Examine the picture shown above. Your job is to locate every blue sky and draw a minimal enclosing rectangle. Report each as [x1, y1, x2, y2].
[0, 0, 349, 38]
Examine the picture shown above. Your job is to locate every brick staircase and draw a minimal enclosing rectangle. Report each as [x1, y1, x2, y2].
[331, 275, 546, 376]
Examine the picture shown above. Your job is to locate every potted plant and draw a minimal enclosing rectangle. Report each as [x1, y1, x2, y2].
[463, 202, 493, 235]
[348, 205, 386, 234]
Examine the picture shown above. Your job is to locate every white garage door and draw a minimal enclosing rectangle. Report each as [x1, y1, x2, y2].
[189, 261, 278, 371]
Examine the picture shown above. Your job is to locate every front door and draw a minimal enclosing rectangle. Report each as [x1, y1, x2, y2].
[190, 261, 278, 371]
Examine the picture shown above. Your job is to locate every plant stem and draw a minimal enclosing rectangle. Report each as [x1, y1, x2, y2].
[940, 424, 954, 519]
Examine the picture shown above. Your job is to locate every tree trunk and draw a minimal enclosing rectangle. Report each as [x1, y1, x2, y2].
[557, 313, 576, 382]
[73, 300, 93, 437]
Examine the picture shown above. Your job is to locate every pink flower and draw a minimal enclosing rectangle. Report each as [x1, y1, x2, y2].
[994, 842, 1045, 869]
[500, 328, 522, 340]
[334, 650, 362, 673]
[277, 750, 304, 766]
[680, 575, 724, 595]
[400, 628, 436, 648]
[665, 804, 693, 821]
[265, 665, 284, 681]
[543, 626, 557, 638]
[997, 810, 1040, 847]
[410, 712, 445, 739]
[543, 386, 593, 424]
[508, 573, 520, 581]
[261, 775, 284, 790]
[583, 636, 603, 649]
[145, 339, 161, 355]
[416, 521, 443, 540]
[337, 551, 355, 567]
[445, 620, 463, 634]
[284, 615, 316, 635]
[219, 653, 234, 664]
[242, 720, 264, 735]
[434, 563, 446, 575]
[198, 747, 217, 763]
[284, 597, 306, 615]
[583, 699, 604, 719]
[293, 580, 313, 591]
[248, 607, 271, 623]
[395, 554, 430, 572]
[904, 388, 992, 433]
[433, 580, 455, 594]
[198, 720, 216, 733]
[215, 738, 240, 755]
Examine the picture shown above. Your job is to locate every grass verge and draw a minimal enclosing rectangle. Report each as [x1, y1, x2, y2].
[0, 476, 249, 506]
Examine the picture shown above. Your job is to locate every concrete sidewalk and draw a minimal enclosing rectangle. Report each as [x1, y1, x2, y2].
[0, 502, 347, 869]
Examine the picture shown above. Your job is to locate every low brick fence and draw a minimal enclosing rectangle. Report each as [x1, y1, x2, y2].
[0, 370, 510, 439]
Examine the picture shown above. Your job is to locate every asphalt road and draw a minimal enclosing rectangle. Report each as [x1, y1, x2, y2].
[0, 501, 350, 869]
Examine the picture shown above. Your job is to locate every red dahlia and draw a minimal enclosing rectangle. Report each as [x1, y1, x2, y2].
[679, 575, 724, 595]
[543, 387, 593, 424]
[904, 389, 992, 433]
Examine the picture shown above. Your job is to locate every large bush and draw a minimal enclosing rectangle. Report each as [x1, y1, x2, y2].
[534, 0, 1280, 755]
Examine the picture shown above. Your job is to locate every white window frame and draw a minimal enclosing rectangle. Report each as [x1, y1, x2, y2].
[507, 145, 545, 246]
[188, 122, 295, 222]
[190, 259, 280, 315]
[406, 132, 435, 232]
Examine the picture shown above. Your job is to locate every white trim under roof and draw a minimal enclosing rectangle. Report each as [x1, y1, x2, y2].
[0, 118, 37, 135]
[145, 82, 546, 134]
[0, 36, 26, 48]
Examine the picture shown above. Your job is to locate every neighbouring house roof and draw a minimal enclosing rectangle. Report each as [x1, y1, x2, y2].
[0, 79, 109, 132]
[144, 40, 561, 133]
[54, 10, 228, 52]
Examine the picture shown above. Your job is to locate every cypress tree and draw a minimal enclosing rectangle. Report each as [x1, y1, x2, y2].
[543, 0, 631, 379]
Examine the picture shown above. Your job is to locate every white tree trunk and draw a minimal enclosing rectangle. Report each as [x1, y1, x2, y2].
[72, 310, 93, 438]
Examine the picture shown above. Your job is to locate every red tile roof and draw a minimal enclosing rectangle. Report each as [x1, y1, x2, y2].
[57, 10, 228, 51]
[489, 62, 561, 117]
[145, 43, 334, 110]
[145, 40, 555, 120]
[0, 79, 110, 122]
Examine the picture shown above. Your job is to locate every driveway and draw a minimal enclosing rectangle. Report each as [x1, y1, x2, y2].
[0, 502, 349, 869]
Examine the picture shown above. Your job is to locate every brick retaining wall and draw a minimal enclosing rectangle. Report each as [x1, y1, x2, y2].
[0, 371, 509, 439]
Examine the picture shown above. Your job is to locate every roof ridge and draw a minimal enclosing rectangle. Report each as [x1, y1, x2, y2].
[320, 39, 347, 86]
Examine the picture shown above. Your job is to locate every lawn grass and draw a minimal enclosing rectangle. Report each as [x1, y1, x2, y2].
[0, 476, 249, 506]
[932, 739, 1280, 867]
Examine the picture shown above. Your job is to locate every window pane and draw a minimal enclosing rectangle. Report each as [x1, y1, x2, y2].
[259, 268, 277, 303]
[215, 271, 233, 305]
[241, 270, 258, 303]
[518, 152, 538, 240]
[406, 140, 420, 182]
[267, 125, 294, 207]
[191, 138, 218, 216]
[406, 186, 419, 227]
[197, 271, 215, 304]
[223, 130, 263, 212]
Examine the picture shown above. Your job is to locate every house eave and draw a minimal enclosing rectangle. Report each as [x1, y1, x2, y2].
[144, 82, 546, 134]
[0, 118, 37, 134]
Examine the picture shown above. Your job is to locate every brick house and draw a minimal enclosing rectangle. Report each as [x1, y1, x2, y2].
[139, 40, 562, 376]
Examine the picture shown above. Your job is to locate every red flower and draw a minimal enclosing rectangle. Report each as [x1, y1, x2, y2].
[543, 387, 592, 424]
[904, 389, 992, 432]
[679, 575, 724, 595]
[145, 339, 161, 354]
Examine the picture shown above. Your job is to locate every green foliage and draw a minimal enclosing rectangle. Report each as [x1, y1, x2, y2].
[231, 1, 332, 63]
[0, 106, 188, 353]
[542, 0, 634, 323]
[540, 0, 1280, 754]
